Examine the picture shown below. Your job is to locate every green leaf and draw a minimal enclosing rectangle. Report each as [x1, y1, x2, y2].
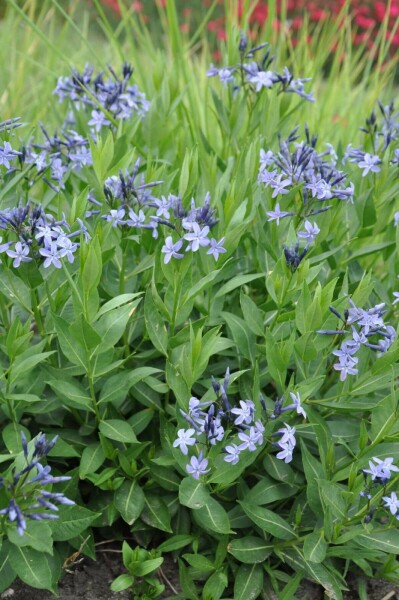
[130, 557, 164, 577]
[99, 367, 162, 405]
[110, 573, 134, 592]
[129, 409, 154, 435]
[318, 480, 347, 521]
[149, 462, 180, 491]
[183, 553, 214, 573]
[202, 571, 228, 600]
[99, 419, 138, 443]
[300, 441, 325, 515]
[350, 366, 399, 396]
[144, 289, 168, 356]
[303, 531, 328, 563]
[178, 558, 199, 600]
[295, 282, 312, 334]
[215, 273, 263, 298]
[114, 479, 145, 524]
[0, 543, 16, 593]
[240, 292, 265, 337]
[47, 379, 93, 412]
[240, 503, 296, 540]
[179, 477, 210, 509]
[81, 235, 102, 293]
[181, 268, 222, 305]
[79, 443, 106, 478]
[95, 301, 139, 352]
[221, 311, 255, 362]
[96, 293, 143, 317]
[2, 422, 30, 454]
[142, 494, 172, 533]
[234, 563, 264, 600]
[279, 547, 345, 598]
[8, 522, 53, 555]
[11, 351, 54, 381]
[8, 545, 54, 591]
[52, 314, 87, 369]
[49, 505, 99, 541]
[228, 536, 273, 564]
[158, 535, 195, 553]
[245, 475, 297, 505]
[193, 498, 231, 535]
[69, 314, 102, 352]
[356, 529, 399, 554]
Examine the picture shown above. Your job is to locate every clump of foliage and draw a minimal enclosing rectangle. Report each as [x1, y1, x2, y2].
[0, 1, 399, 598]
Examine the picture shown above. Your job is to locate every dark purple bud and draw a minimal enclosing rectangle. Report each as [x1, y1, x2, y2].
[212, 376, 220, 395]
[260, 394, 267, 412]
[223, 367, 230, 392]
[20, 431, 29, 459]
[316, 330, 346, 335]
[329, 306, 344, 320]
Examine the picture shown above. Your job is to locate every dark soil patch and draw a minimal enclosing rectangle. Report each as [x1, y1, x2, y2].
[2, 551, 399, 600]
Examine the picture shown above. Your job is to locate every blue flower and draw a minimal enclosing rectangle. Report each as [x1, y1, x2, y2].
[231, 400, 255, 425]
[363, 457, 399, 483]
[103, 208, 126, 227]
[183, 223, 210, 252]
[383, 492, 399, 516]
[248, 70, 274, 91]
[186, 452, 210, 479]
[276, 443, 294, 463]
[270, 174, 291, 198]
[207, 237, 226, 261]
[286, 392, 307, 419]
[0, 500, 26, 536]
[223, 444, 241, 465]
[259, 149, 275, 170]
[173, 429, 196, 455]
[39, 242, 62, 269]
[238, 427, 259, 452]
[0, 141, 21, 169]
[206, 65, 235, 87]
[161, 236, 184, 263]
[297, 220, 320, 243]
[57, 236, 79, 263]
[358, 153, 381, 176]
[266, 203, 293, 225]
[333, 354, 358, 381]
[69, 146, 92, 169]
[88, 110, 111, 132]
[6, 242, 32, 268]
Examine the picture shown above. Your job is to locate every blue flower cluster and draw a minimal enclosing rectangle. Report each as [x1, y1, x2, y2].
[259, 128, 355, 218]
[319, 301, 396, 381]
[207, 37, 314, 102]
[0, 202, 90, 269]
[0, 433, 74, 536]
[0, 140, 21, 170]
[173, 368, 307, 479]
[91, 160, 226, 262]
[344, 147, 381, 177]
[258, 128, 354, 269]
[0, 117, 22, 133]
[21, 124, 92, 192]
[344, 100, 399, 176]
[54, 63, 150, 131]
[360, 457, 399, 523]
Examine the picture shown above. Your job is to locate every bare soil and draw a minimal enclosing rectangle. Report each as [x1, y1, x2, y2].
[2, 551, 399, 600]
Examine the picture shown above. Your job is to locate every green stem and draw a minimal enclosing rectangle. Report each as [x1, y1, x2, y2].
[119, 248, 126, 295]
[170, 271, 181, 338]
[88, 372, 101, 422]
[31, 288, 45, 337]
